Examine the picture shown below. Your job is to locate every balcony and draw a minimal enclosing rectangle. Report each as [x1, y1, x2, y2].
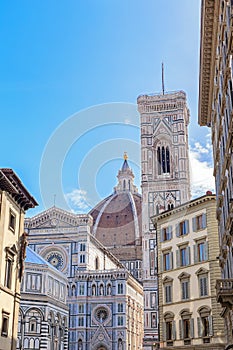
[216, 279, 233, 307]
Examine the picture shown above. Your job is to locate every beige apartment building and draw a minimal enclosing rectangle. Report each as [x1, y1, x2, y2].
[0, 168, 37, 350]
[199, 1, 233, 348]
[152, 193, 225, 349]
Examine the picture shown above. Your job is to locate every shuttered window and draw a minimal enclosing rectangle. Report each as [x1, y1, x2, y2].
[177, 246, 190, 267]
[181, 280, 189, 300]
[176, 220, 189, 237]
[194, 241, 208, 263]
[162, 252, 173, 271]
[165, 284, 172, 303]
[199, 275, 208, 296]
[161, 226, 172, 242]
[192, 213, 207, 231]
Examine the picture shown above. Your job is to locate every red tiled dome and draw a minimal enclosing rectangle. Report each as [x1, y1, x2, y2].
[89, 155, 142, 261]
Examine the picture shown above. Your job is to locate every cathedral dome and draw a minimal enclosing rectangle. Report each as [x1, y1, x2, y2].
[89, 154, 142, 262]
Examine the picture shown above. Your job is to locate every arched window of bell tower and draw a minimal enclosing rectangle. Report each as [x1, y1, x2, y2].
[166, 146, 170, 173]
[157, 147, 161, 175]
[123, 180, 126, 190]
[157, 144, 171, 175]
[128, 180, 130, 191]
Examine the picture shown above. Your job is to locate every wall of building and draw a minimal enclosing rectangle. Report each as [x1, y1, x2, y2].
[154, 195, 225, 349]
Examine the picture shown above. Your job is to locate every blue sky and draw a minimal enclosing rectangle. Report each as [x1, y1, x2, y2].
[0, 0, 214, 216]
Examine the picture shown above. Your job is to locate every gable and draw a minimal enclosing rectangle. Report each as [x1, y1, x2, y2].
[25, 207, 92, 229]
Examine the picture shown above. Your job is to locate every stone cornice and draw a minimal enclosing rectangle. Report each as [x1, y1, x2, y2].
[137, 91, 187, 114]
[0, 168, 38, 210]
[151, 194, 215, 223]
[198, 0, 220, 126]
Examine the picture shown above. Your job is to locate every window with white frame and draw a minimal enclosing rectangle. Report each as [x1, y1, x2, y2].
[79, 254, 85, 264]
[4, 245, 16, 289]
[196, 268, 209, 297]
[79, 283, 85, 295]
[117, 316, 124, 326]
[5, 257, 13, 289]
[163, 277, 173, 304]
[9, 210, 16, 232]
[165, 285, 172, 304]
[79, 243, 86, 252]
[179, 273, 190, 301]
[118, 303, 123, 313]
[78, 317, 84, 327]
[163, 312, 176, 343]
[157, 145, 171, 175]
[29, 318, 37, 333]
[78, 304, 84, 313]
[117, 283, 123, 294]
[197, 307, 213, 342]
[1, 312, 9, 337]
[179, 310, 194, 344]
[199, 276, 208, 297]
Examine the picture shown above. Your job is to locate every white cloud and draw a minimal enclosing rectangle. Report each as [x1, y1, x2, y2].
[65, 189, 90, 213]
[193, 141, 209, 154]
[189, 140, 215, 198]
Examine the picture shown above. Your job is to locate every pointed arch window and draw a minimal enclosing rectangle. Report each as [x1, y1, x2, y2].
[157, 145, 170, 175]
[92, 284, 96, 296]
[118, 338, 123, 349]
[166, 146, 170, 173]
[95, 257, 99, 270]
[157, 147, 161, 175]
[78, 339, 83, 350]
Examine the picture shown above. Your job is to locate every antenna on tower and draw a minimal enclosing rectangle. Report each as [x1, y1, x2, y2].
[162, 62, 165, 95]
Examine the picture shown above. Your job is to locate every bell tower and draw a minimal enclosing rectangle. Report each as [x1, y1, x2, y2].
[137, 90, 191, 347]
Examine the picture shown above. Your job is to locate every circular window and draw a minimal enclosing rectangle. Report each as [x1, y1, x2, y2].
[46, 252, 64, 270]
[95, 307, 108, 323]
